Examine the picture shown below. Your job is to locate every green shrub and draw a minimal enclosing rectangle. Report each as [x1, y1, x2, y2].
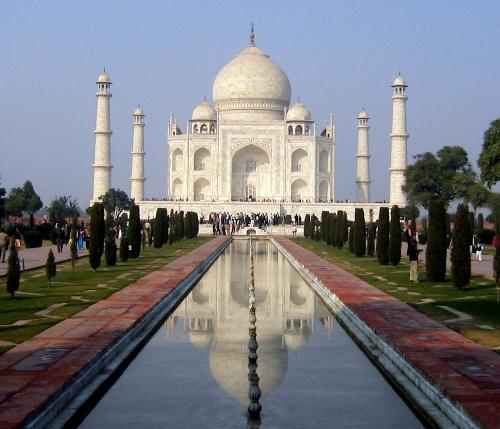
[478, 228, 495, 245]
[104, 213, 117, 266]
[376, 207, 389, 265]
[321, 211, 329, 241]
[304, 214, 310, 238]
[24, 230, 43, 248]
[389, 205, 401, 266]
[426, 199, 447, 282]
[119, 236, 129, 262]
[451, 203, 471, 289]
[284, 215, 292, 225]
[328, 213, 336, 246]
[335, 210, 344, 249]
[367, 222, 375, 257]
[129, 202, 142, 258]
[354, 208, 366, 257]
[35, 222, 54, 240]
[89, 203, 104, 271]
[153, 208, 165, 248]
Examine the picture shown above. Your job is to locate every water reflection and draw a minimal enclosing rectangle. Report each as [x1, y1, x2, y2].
[165, 240, 334, 406]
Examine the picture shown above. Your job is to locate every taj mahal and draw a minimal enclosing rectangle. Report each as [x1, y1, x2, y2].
[91, 27, 409, 220]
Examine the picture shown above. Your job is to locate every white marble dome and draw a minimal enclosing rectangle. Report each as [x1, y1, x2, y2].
[213, 43, 291, 120]
[96, 71, 111, 84]
[392, 74, 407, 86]
[286, 101, 311, 121]
[192, 100, 216, 121]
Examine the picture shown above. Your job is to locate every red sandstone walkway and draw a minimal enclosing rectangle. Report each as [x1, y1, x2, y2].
[274, 236, 500, 429]
[0, 237, 228, 429]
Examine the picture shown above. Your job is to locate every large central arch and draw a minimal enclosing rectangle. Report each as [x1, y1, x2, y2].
[231, 145, 271, 201]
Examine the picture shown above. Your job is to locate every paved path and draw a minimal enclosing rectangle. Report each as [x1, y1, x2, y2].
[0, 237, 228, 428]
[275, 236, 500, 429]
[0, 245, 89, 277]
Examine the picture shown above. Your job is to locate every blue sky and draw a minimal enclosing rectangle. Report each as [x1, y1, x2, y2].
[0, 0, 499, 208]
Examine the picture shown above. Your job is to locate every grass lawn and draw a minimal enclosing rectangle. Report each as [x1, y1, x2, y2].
[294, 238, 500, 351]
[0, 237, 211, 355]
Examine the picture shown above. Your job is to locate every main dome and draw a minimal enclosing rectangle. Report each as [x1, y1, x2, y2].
[212, 41, 291, 121]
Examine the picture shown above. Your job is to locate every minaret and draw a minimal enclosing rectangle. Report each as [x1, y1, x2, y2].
[92, 70, 113, 202]
[356, 109, 370, 202]
[130, 106, 146, 201]
[389, 74, 408, 206]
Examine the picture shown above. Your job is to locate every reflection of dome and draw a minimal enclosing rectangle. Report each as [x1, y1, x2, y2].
[213, 40, 291, 120]
[230, 280, 268, 307]
[284, 327, 312, 352]
[192, 284, 210, 304]
[192, 100, 216, 121]
[209, 335, 288, 405]
[392, 74, 407, 87]
[188, 329, 213, 352]
[286, 101, 311, 121]
[289, 284, 307, 306]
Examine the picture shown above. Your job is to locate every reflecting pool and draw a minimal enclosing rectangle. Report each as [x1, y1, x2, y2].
[79, 240, 424, 428]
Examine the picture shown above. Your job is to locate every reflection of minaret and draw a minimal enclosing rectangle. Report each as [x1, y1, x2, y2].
[389, 74, 408, 206]
[130, 106, 145, 201]
[356, 109, 371, 203]
[92, 70, 113, 202]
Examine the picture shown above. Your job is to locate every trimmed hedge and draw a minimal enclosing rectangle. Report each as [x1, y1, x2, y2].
[24, 230, 43, 248]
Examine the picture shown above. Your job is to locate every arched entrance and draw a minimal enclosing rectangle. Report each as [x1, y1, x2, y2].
[231, 145, 271, 201]
[194, 178, 211, 201]
[291, 179, 307, 201]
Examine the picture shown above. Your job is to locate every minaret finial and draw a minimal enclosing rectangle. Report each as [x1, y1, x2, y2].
[297, 96, 301, 103]
[250, 22, 255, 46]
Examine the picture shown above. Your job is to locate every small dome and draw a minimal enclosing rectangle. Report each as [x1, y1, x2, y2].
[133, 106, 144, 116]
[392, 74, 407, 87]
[96, 71, 111, 84]
[192, 101, 217, 121]
[358, 109, 369, 119]
[286, 101, 311, 121]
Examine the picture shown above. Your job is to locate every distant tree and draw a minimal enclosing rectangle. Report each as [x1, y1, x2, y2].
[377, 207, 390, 265]
[342, 212, 349, 243]
[426, 199, 447, 282]
[4, 180, 43, 217]
[354, 208, 366, 257]
[153, 208, 164, 248]
[119, 236, 129, 262]
[478, 118, 500, 189]
[389, 205, 402, 266]
[477, 213, 484, 235]
[104, 212, 117, 266]
[367, 222, 375, 257]
[99, 188, 131, 222]
[129, 202, 142, 258]
[47, 195, 80, 225]
[70, 217, 78, 272]
[89, 203, 104, 271]
[404, 146, 473, 209]
[321, 211, 329, 241]
[45, 249, 56, 287]
[328, 213, 336, 246]
[304, 214, 310, 238]
[6, 239, 20, 298]
[451, 204, 471, 289]
[335, 210, 344, 249]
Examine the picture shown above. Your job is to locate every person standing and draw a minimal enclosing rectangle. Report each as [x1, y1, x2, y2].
[407, 238, 422, 283]
[0, 228, 8, 263]
[475, 241, 483, 262]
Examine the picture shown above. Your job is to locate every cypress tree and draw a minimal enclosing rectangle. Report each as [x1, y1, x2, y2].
[309, 214, 317, 240]
[119, 236, 129, 262]
[446, 213, 453, 248]
[348, 222, 354, 253]
[335, 210, 344, 249]
[89, 203, 103, 271]
[97, 204, 105, 259]
[304, 214, 310, 238]
[314, 224, 320, 241]
[451, 204, 471, 289]
[153, 208, 164, 248]
[6, 239, 20, 298]
[477, 213, 484, 235]
[168, 211, 175, 245]
[354, 208, 366, 257]
[70, 216, 78, 273]
[321, 211, 329, 241]
[104, 212, 117, 266]
[367, 222, 375, 257]
[426, 199, 447, 282]
[342, 212, 349, 244]
[45, 249, 56, 287]
[163, 211, 170, 243]
[179, 211, 185, 239]
[328, 213, 336, 246]
[376, 207, 390, 265]
[389, 205, 402, 266]
[129, 202, 142, 258]
[467, 211, 475, 238]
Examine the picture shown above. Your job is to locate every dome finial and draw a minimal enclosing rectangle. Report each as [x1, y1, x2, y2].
[249, 22, 255, 46]
[203, 94, 207, 102]
[297, 96, 301, 103]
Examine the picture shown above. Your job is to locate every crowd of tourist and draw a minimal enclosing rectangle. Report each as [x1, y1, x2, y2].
[207, 212, 303, 235]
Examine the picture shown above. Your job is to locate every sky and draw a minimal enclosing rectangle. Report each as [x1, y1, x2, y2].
[0, 0, 499, 210]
